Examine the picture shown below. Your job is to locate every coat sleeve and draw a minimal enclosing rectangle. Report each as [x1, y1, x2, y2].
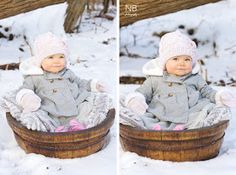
[135, 77, 154, 104]
[20, 76, 36, 91]
[16, 76, 37, 105]
[68, 70, 91, 91]
[196, 75, 216, 103]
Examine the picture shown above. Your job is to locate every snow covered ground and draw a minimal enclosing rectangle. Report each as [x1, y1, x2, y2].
[0, 3, 117, 175]
[120, 0, 236, 174]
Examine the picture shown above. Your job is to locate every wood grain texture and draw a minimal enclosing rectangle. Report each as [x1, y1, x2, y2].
[6, 108, 115, 159]
[0, 0, 65, 19]
[120, 120, 228, 161]
[64, 0, 87, 33]
[120, 0, 221, 26]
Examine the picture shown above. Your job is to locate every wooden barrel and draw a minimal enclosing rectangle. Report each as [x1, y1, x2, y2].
[120, 120, 229, 162]
[6, 109, 115, 159]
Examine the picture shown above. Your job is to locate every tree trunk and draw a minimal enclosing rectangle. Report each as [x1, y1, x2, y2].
[120, 0, 222, 27]
[100, 0, 109, 14]
[64, 0, 87, 33]
[0, 0, 65, 19]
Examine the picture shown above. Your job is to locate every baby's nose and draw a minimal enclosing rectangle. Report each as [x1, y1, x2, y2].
[178, 60, 185, 65]
[53, 58, 61, 63]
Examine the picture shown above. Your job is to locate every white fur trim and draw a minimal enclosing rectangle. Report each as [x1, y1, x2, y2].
[142, 59, 163, 76]
[142, 58, 200, 76]
[192, 62, 200, 74]
[16, 89, 35, 105]
[19, 57, 44, 75]
[91, 79, 99, 92]
[124, 92, 146, 107]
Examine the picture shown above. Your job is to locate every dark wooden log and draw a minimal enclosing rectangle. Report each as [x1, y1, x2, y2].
[120, 76, 146, 84]
[0, 0, 66, 19]
[120, 0, 222, 26]
[0, 63, 19, 70]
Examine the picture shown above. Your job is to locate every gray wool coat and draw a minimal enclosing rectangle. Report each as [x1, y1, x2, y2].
[19, 68, 91, 118]
[136, 72, 217, 128]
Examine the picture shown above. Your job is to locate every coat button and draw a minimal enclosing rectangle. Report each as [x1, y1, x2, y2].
[50, 80, 54, 83]
[53, 89, 57, 93]
[168, 93, 173, 97]
[168, 82, 172, 87]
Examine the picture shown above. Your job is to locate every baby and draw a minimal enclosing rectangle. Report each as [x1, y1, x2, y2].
[124, 31, 236, 130]
[14, 32, 111, 132]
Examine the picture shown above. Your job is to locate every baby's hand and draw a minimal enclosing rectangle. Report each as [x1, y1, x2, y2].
[96, 81, 107, 92]
[127, 98, 148, 115]
[91, 79, 108, 92]
[215, 89, 236, 108]
[125, 92, 148, 115]
[16, 89, 41, 112]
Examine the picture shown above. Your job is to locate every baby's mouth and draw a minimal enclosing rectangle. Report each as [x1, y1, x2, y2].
[177, 69, 186, 71]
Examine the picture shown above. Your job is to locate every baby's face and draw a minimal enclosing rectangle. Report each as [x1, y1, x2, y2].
[165, 55, 192, 76]
[41, 54, 66, 73]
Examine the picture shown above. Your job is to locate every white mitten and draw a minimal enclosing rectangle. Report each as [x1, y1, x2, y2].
[16, 89, 41, 112]
[96, 81, 107, 92]
[215, 89, 236, 107]
[125, 92, 148, 115]
[91, 79, 107, 92]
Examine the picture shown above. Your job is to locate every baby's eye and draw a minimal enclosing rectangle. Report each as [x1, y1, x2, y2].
[172, 57, 178, 61]
[59, 55, 65, 58]
[185, 58, 191, 61]
[48, 56, 53, 59]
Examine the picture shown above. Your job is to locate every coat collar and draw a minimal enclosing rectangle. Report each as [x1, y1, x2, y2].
[163, 71, 192, 83]
[43, 68, 67, 80]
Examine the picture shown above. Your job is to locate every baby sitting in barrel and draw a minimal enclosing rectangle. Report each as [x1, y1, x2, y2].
[3, 32, 112, 132]
[122, 30, 236, 130]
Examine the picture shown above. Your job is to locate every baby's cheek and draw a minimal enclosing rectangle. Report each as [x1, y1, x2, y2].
[187, 65, 192, 72]
[62, 60, 66, 67]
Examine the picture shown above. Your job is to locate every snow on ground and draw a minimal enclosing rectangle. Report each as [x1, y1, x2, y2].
[0, 3, 117, 175]
[120, 0, 236, 174]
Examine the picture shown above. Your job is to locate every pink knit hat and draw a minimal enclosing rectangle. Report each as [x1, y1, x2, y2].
[33, 32, 68, 66]
[158, 30, 197, 69]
